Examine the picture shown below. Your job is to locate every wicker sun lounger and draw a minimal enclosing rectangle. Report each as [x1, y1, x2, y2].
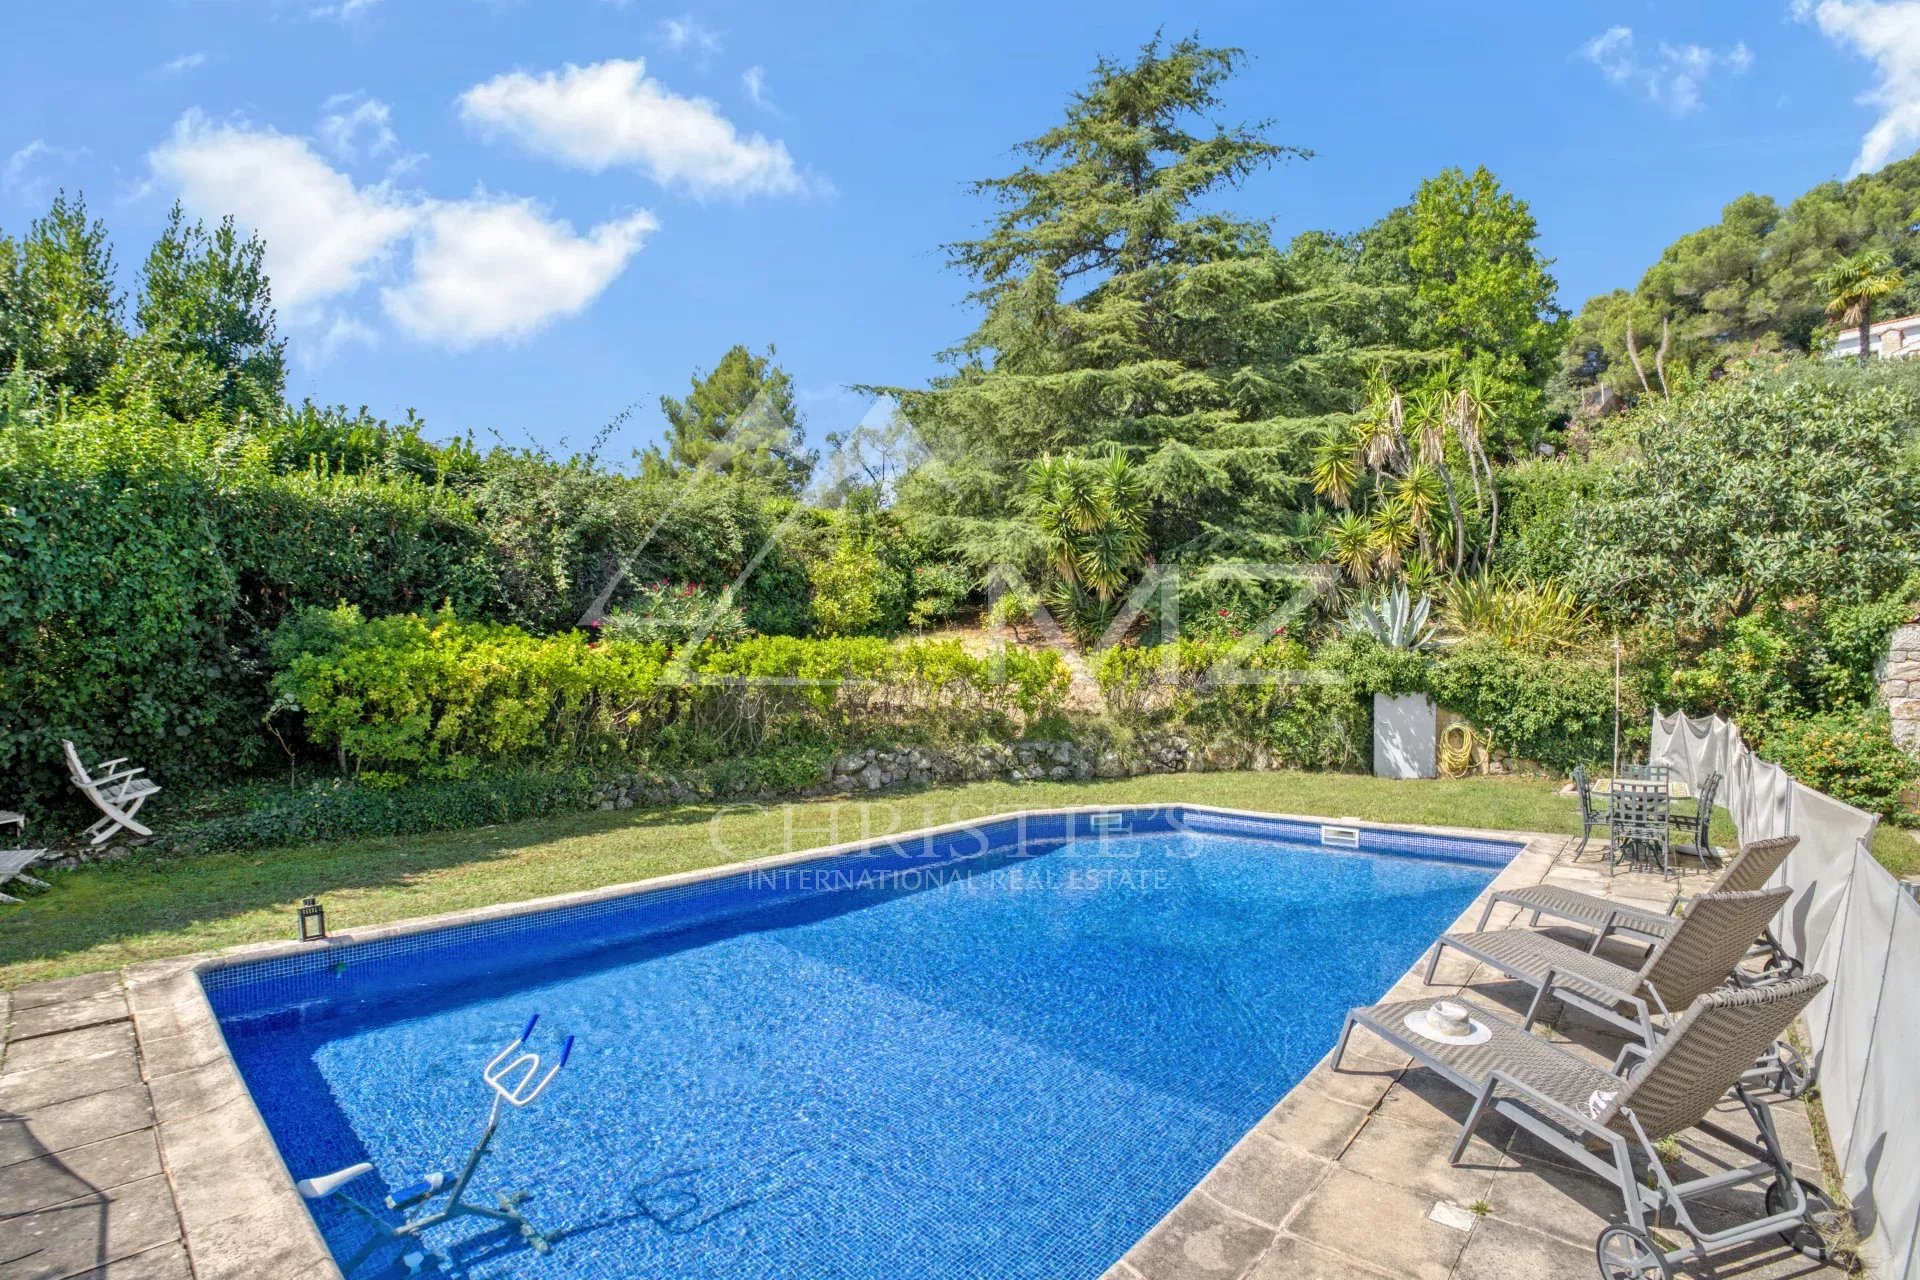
[1426, 887, 1792, 1042]
[1337, 975, 1837, 1279]
[1477, 835, 1799, 951]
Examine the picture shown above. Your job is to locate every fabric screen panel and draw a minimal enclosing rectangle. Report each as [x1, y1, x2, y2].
[1786, 784, 1877, 1050]
[1815, 842, 1893, 1173]
[1849, 891, 1920, 1279]
[1650, 713, 1915, 1276]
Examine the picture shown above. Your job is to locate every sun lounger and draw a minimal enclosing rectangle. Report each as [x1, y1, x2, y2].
[1426, 887, 1792, 1042]
[1336, 975, 1837, 1278]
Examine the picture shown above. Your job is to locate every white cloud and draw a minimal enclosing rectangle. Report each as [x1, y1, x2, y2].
[382, 197, 657, 348]
[148, 104, 659, 350]
[458, 58, 805, 197]
[658, 15, 721, 58]
[1584, 26, 1636, 81]
[1795, 0, 1920, 174]
[311, 0, 382, 20]
[742, 65, 769, 107]
[148, 111, 415, 316]
[3, 140, 90, 203]
[157, 52, 209, 76]
[1581, 26, 1753, 114]
[318, 92, 398, 161]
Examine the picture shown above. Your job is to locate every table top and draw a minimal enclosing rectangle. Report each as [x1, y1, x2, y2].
[1591, 777, 1693, 799]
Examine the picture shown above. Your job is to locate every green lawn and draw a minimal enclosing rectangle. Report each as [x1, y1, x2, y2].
[1, 769, 1911, 990]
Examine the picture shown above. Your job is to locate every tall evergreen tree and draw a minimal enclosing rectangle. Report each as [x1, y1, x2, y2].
[898, 36, 1404, 581]
[1560, 154, 1920, 401]
[134, 203, 286, 419]
[0, 191, 125, 396]
[643, 343, 814, 495]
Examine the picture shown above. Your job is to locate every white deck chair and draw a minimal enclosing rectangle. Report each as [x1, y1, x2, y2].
[0, 810, 49, 903]
[62, 740, 161, 844]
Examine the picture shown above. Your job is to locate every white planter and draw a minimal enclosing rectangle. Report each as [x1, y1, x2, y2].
[1373, 692, 1437, 780]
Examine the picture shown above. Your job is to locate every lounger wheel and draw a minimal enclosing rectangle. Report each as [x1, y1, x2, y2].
[1595, 1225, 1672, 1279]
[1767, 1045, 1816, 1100]
[1765, 1177, 1842, 1263]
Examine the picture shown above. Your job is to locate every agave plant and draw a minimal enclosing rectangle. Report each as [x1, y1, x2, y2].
[1342, 584, 1442, 652]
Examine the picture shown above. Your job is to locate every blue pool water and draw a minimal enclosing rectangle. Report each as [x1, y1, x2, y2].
[210, 810, 1511, 1279]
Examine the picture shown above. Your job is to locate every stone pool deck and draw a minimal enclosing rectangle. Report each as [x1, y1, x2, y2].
[0, 818, 1841, 1280]
[1109, 833, 1837, 1280]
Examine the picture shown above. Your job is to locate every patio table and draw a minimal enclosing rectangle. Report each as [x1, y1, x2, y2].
[1589, 776, 1692, 799]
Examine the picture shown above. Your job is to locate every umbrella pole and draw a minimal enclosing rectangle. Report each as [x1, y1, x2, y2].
[1612, 632, 1622, 779]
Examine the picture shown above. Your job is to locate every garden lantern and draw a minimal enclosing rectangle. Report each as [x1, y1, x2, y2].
[298, 895, 327, 942]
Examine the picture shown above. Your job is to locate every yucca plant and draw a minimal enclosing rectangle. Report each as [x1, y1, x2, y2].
[1329, 510, 1374, 584]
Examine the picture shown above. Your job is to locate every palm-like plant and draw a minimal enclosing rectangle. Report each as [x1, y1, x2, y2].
[1394, 461, 1448, 542]
[1024, 452, 1149, 641]
[1368, 501, 1417, 576]
[1439, 570, 1595, 654]
[1310, 423, 1362, 507]
[1329, 510, 1374, 584]
[1821, 248, 1905, 367]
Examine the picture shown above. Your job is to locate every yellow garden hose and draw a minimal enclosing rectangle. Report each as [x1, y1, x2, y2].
[1439, 723, 1484, 779]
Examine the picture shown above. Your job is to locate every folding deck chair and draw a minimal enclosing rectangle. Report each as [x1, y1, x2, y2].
[0, 810, 49, 904]
[62, 740, 161, 844]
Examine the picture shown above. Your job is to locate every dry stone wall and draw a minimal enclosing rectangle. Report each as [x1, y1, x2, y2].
[1882, 622, 1920, 757]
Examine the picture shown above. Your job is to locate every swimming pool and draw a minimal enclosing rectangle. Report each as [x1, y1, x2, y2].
[205, 807, 1517, 1279]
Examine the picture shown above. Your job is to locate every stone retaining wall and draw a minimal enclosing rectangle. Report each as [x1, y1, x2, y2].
[1882, 621, 1920, 756]
[588, 734, 1226, 810]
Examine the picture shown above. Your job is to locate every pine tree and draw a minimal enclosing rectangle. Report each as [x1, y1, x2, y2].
[643, 344, 814, 495]
[135, 204, 287, 418]
[895, 37, 1405, 581]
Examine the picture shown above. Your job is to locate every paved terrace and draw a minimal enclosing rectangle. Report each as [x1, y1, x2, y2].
[0, 829, 1840, 1280]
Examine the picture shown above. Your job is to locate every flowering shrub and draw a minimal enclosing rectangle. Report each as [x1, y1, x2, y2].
[1754, 710, 1918, 822]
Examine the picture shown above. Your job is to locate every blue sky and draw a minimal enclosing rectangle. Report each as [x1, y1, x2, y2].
[5, 1, 1918, 460]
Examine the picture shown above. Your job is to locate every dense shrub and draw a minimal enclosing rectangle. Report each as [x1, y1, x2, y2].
[601, 581, 749, 648]
[1093, 639, 1367, 769]
[469, 459, 809, 635]
[0, 399, 494, 809]
[1665, 597, 1913, 726]
[269, 608, 1074, 780]
[1568, 364, 1920, 626]
[1430, 639, 1628, 770]
[1491, 458, 1594, 584]
[269, 606, 673, 780]
[1753, 710, 1918, 823]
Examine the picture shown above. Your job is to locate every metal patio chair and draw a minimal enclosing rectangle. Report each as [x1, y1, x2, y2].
[1572, 764, 1612, 859]
[1607, 780, 1671, 875]
[1669, 771, 1723, 863]
[1424, 886, 1792, 1044]
[1617, 762, 1672, 783]
[1335, 975, 1838, 1279]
